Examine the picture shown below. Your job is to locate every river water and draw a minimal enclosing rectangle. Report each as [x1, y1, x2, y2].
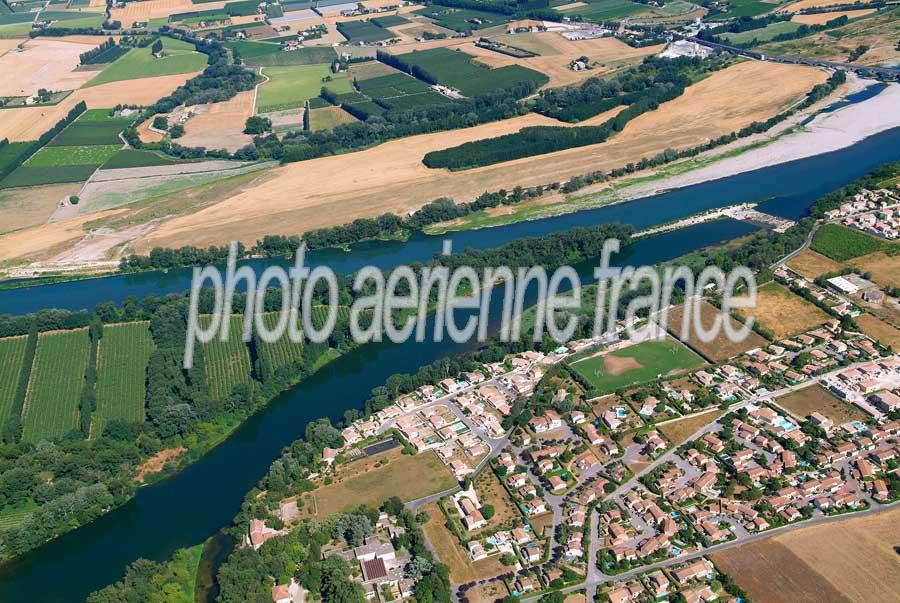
[0, 126, 898, 601]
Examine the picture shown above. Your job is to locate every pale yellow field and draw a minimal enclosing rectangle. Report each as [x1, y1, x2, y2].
[0, 39, 101, 96]
[179, 90, 256, 153]
[132, 61, 824, 253]
[792, 8, 875, 25]
[786, 248, 844, 278]
[0, 72, 200, 141]
[739, 281, 830, 338]
[857, 313, 900, 349]
[780, 0, 871, 11]
[853, 251, 900, 289]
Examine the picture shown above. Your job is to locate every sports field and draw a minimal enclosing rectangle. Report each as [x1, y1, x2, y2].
[257, 64, 353, 112]
[0, 336, 27, 425]
[94, 323, 154, 435]
[569, 338, 704, 393]
[85, 37, 207, 87]
[22, 329, 90, 442]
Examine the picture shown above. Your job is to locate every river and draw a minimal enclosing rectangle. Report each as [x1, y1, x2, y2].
[0, 128, 898, 601]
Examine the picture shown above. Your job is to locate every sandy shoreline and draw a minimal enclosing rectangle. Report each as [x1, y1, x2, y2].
[618, 80, 900, 202]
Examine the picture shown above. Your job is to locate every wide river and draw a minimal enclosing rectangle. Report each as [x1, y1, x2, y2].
[0, 126, 898, 601]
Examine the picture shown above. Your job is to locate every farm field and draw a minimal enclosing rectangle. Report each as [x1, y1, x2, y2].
[300, 449, 457, 519]
[414, 6, 511, 33]
[710, 0, 777, 19]
[94, 323, 154, 435]
[856, 313, 900, 349]
[101, 149, 187, 169]
[775, 384, 868, 424]
[22, 329, 90, 443]
[0, 164, 98, 188]
[738, 281, 830, 338]
[200, 315, 252, 401]
[25, 145, 122, 167]
[354, 71, 452, 111]
[792, 8, 875, 25]
[665, 300, 768, 362]
[7, 61, 825, 261]
[179, 90, 256, 153]
[811, 223, 890, 261]
[557, 0, 654, 21]
[786, 248, 844, 278]
[308, 106, 357, 132]
[387, 47, 549, 97]
[0, 38, 98, 97]
[336, 19, 394, 43]
[713, 507, 900, 603]
[0, 336, 28, 425]
[257, 64, 353, 112]
[242, 46, 338, 67]
[720, 20, 801, 44]
[48, 111, 133, 147]
[255, 312, 304, 371]
[0, 141, 34, 175]
[0, 182, 82, 234]
[569, 337, 705, 394]
[85, 37, 207, 87]
[852, 251, 900, 289]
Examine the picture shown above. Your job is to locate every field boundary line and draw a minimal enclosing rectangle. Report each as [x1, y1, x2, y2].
[19, 338, 39, 420]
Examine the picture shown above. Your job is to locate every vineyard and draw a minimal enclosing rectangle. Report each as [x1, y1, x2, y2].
[22, 330, 90, 443]
[0, 336, 27, 425]
[256, 312, 305, 371]
[94, 323, 155, 436]
[201, 315, 253, 401]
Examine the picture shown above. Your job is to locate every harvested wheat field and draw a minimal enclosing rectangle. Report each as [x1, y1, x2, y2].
[0, 72, 200, 141]
[792, 8, 876, 25]
[713, 507, 900, 603]
[110, 0, 227, 28]
[787, 248, 844, 278]
[179, 90, 256, 152]
[0, 39, 101, 96]
[130, 61, 823, 253]
[780, 0, 871, 12]
[853, 251, 900, 289]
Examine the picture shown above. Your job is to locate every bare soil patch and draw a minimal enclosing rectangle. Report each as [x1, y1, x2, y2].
[422, 502, 509, 583]
[787, 248, 844, 278]
[713, 506, 900, 603]
[780, 0, 871, 11]
[659, 410, 724, 446]
[135, 446, 186, 482]
[604, 355, 643, 376]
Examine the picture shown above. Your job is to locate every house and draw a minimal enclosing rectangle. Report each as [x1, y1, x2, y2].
[322, 447, 338, 466]
[248, 519, 284, 550]
[549, 475, 567, 491]
[514, 577, 536, 594]
[870, 390, 900, 412]
[808, 412, 834, 433]
[646, 570, 670, 597]
[672, 558, 714, 584]
[272, 583, 292, 603]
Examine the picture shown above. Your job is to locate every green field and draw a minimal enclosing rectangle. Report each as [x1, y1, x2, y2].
[94, 323, 154, 435]
[720, 21, 801, 44]
[224, 39, 282, 59]
[0, 336, 27, 426]
[710, 0, 777, 19]
[811, 223, 893, 261]
[0, 504, 37, 534]
[25, 145, 121, 167]
[389, 47, 548, 97]
[257, 64, 353, 112]
[256, 313, 305, 371]
[569, 338, 704, 393]
[558, 0, 652, 21]
[337, 19, 395, 42]
[86, 37, 207, 87]
[45, 12, 104, 28]
[0, 141, 35, 176]
[415, 6, 511, 33]
[308, 106, 358, 131]
[243, 46, 338, 67]
[201, 315, 252, 400]
[102, 149, 186, 169]
[371, 14, 409, 27]
[0, 164, 98, 188]
[22, 329, 90, 443]
[48, 111, 133, 147]
[355, 72, 452, 111]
